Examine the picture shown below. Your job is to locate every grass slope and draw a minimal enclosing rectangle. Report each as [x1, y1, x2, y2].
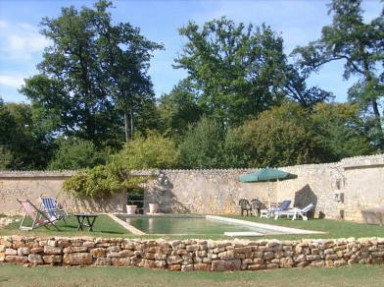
[0, 264, 383, 287]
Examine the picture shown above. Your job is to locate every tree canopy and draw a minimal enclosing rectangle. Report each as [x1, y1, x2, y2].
[294, 0, 384, 150]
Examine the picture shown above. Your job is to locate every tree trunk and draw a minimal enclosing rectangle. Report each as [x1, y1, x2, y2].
[371, 99, 384, 151]
[363, 60, 384, 151]
[130, 110, 134, 139]
[124, 112, 130, 143]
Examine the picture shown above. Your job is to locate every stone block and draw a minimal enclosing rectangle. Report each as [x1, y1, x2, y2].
[263, 252, 275, 260]
[43, 255, 62, 264]
[111, 258, 131, 266]
[248, 264, 266, 270]
[167, 255, 182, 265]
[169, 264, 181, 271]
[17, 247, 30, 256]
[211, 259, 241, 271]
[90, 248, 106, 258]
[155, 260, 167, 268]
[218, 250, 234, 260]
[5, 248, 17, 256]
[63, 253, 92, 266]
[63, 246, 88, 254]
[28, 254, 43, 265]
[194, 263, 211, 271]
[44, 246, 62, 255]
[30, 247, 44, 254]
[5, 255, 28, 264]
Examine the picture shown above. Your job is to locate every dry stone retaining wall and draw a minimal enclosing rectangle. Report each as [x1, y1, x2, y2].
[0, 236, 383, 271]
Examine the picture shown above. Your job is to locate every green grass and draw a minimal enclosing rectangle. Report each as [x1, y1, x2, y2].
[222, 215, 384, 240]
[0, 215, 131, 238]
[0, 214, 383, 240]
[0, 263, 383, 287]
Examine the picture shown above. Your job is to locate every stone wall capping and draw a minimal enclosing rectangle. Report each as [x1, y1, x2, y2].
[1, 153, 382, 176]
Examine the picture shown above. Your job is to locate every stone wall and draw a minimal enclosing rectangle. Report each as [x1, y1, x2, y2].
[0, 236, 383, 271]
[1, 154, 383, 222]
[147, 154, 384, 222]
[0, 171, 126, 215]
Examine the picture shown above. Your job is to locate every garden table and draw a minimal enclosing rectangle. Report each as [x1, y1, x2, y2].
[74, 213, 98, 231]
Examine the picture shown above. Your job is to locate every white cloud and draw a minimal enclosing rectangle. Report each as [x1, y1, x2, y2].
[0, 20, 8, 29]
[0, 75, 24, 88]
[0, 21, 50, 60]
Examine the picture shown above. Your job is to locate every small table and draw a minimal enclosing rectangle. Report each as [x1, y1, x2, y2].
[74, 213, 98, 231]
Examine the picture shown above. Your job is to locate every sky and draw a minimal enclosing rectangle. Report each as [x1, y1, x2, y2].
[0, 0, 381, 104]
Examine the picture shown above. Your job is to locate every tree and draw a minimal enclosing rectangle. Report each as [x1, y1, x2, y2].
[47, 137, 108, 170]
[174, 18, 288, 127]
[311, 102, 374, 161]
[93, 1, 163, 142]
[225, 103, 319, 168]
[111, 131, 179, 170]
[21, 0, 161, 146]
[0, 99, 54, 169]
[283, 64, 335, 107]
[178, 117, 225, 168]
[157, 79, 202, 136]
[293, 0, 384, 149]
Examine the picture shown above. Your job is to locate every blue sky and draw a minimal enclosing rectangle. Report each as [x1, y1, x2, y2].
[0, 0, 381, 103]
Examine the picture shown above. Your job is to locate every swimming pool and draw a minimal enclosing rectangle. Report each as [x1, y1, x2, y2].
[113, 214, 322, 236]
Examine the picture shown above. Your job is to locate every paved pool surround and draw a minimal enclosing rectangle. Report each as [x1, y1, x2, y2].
[1, 236, 383, 271]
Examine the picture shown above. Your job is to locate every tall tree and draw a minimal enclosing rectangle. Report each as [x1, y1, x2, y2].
[158, 79, 202, 136]
[294, 0, 384, 149]
[0, 99, 54, 169]
[174, 18, 288, 127]
[93, 1, 163, 142]
[178, 117, 225, 168]
[21, 0, 161, 146]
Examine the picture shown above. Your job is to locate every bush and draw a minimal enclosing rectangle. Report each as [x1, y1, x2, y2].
[112, 131, 178, 170]
[48, 137, 108, 170]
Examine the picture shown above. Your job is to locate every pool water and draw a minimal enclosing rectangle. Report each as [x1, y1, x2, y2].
[115, 215, 285, 235]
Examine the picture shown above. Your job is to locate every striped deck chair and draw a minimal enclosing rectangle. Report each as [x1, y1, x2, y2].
[17, 199, 60, 231]
[40, 197, 67, 224]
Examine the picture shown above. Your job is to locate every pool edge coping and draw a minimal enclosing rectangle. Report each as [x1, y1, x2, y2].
[107, 213, 146, 235]
[206, 215, 326, 235]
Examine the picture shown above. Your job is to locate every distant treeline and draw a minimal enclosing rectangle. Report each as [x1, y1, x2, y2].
[1, 0, 383, 170]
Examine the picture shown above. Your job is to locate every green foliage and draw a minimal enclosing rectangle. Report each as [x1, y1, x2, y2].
[20, 0, 162, 147]
[175, 17, 287, 127]
[293, 0, 384, 149]
[0, 99, 54, 169]
[311, 102, 374, 161]
[158, 79, 202, 137]
[63, 165, 122, 199]
[223, 101, 375, 168]
[47, 137, 108, 170]
[226, 102, 318, 167]
[178, 117, 225, 168]
[112, 131, 179, 170]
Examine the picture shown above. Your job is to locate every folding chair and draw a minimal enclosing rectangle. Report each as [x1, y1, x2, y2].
[40, 196, 68, 224]
[239, 199, 252, 216]
[17, 198, 60, 231]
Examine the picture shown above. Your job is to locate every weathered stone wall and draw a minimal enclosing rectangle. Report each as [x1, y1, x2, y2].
[147, 154, 384, 222]
[0, 236, 383, 271]
[0, 171, 126, 215]
[1, 154, 383, 222]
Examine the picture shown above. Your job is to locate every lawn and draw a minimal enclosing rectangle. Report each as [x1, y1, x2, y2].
[1, 213, 383, 240]
[0, 263, 383, 287]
